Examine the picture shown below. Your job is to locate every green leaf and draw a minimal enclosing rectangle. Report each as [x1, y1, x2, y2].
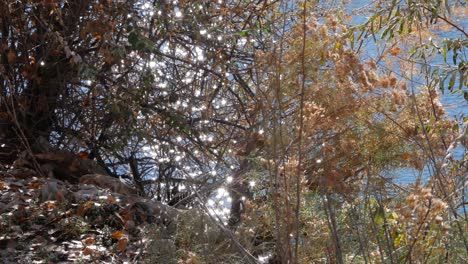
[453, 51, 458, 65]
[398, 20, 405, 34]
[374, 209, 384, 226]
[442, 45, 447, 62]
[238, 30, 249, 37]
[109, 103, 120, 114]
[128, 31, 154, 51]
[448, 71, 456, 91]
[128, 32, 139, 48]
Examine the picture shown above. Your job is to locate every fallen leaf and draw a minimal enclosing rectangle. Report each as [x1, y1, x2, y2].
[124, 220, 135, 231]
[107, 195, 117, 203]
[47, 201, 58, 209]
[7, 50, 17, 63]
[78, 151, 89, 159]
[77, 201, 94, 216]
[83, 246, 94, 255]
[27, 181, 42, 189]
[117, 238, 127, 251]
[55, 191, 65, 201]
[110, 230, 124, 239]
[84, 237, 95, 245]
[84, 201, 94, 210]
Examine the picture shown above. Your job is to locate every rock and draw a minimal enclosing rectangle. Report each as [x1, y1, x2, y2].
[80, 174, 138, 196]
[7, 167, 38, 179]
[73, 185, 100, 201]
[38, 178, 68, 202]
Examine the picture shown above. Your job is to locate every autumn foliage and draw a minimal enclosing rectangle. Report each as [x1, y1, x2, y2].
[0, 0, 467, 263]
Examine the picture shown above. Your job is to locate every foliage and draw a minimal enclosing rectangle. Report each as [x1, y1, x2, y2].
[0, 0, 466, 263]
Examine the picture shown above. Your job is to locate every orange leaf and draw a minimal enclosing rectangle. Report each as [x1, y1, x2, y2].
[27, 182, 42, 189]
[47, 201, 57, 208]
[389, 47, 401, 56]
[117, 238, 127, 251]
[84, 237, 95, 245]
[78, 151, 89, 159]
[77, 201, 94, 216]
[110, 230, 124, 239]
[401, 153, 411, 160]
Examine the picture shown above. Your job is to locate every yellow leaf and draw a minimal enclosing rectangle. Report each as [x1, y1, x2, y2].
[394, 233, 406, 248]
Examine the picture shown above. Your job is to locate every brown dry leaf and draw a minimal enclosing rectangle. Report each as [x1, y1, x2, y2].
[27, 181, 42, 189]
[0, 42, 8, 52]
[76, 205, 86, 216]
[0, 111, 10, 121]
[78, 151, 89, 160]
[37, 95, 49, 111]
[7, 50, 17, 63]
[389, 47, 401, 56]
[107, 195, 117, 203]
[94, 33, 102, 39]
[110, 230, 124, 239]
[84, 201, 94, 210]
[77, 201, 94, 216]
[82, 96, 90, 107]
[55, 191, 65, 202]
[35, 153, 66, 162]
[413, 159, 424, 170]
[84, 237, 95, 245]
[0, 181, 6, 189]
[402, 152, 411, 160]
[83, 246, 94, 255]
[124, 220, 135, 231]
[117, 238, 127, 252]
[183, 252, 201, 264]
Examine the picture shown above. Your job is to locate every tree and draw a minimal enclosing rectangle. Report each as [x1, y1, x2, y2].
[0, 0, 466, 263]
[232, 1, 465, 262]
[0, 0, 273, 202]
